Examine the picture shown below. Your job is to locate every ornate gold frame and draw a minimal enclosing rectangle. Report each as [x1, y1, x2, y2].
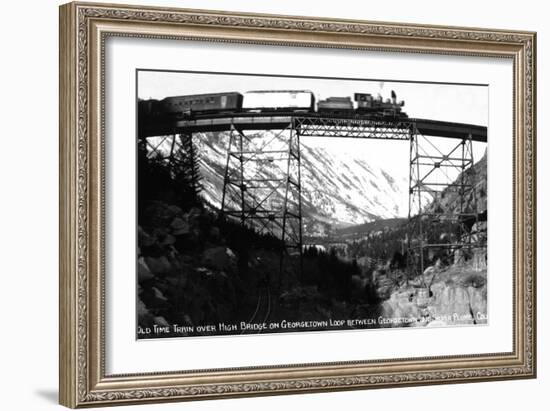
[59, 2, 536, 408]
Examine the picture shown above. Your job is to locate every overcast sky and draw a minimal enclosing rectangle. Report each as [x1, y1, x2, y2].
[137, 70, 488, 184]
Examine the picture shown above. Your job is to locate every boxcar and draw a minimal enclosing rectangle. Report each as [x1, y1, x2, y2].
[161, 92, 243, 115]
[242, 90, 315, 112]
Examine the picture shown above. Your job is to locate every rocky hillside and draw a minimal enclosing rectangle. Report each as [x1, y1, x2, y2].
[375, 265, 487, 328]
[426, 149, 487, 215]
[137, 192, 374, 338]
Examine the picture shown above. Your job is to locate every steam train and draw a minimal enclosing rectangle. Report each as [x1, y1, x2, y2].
[139, 90, 407, 120]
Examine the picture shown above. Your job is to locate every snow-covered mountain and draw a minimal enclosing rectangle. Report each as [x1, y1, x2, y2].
[195, 130, 408, 236]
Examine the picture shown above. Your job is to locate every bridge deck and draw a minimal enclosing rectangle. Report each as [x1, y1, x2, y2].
[139, 112, 487, 142]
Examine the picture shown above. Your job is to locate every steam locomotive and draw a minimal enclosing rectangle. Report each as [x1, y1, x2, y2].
[140, 90, 407, 120]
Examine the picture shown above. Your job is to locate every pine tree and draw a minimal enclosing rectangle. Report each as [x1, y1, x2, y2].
[172, 133, 203, 207]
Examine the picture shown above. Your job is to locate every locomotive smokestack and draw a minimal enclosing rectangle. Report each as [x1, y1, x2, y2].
[391, 90, 397, 104]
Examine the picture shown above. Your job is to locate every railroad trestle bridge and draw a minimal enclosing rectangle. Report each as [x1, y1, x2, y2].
[139, 112, 488, 280]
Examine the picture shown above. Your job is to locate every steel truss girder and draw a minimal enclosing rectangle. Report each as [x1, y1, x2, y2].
[294, 117, 414, 139]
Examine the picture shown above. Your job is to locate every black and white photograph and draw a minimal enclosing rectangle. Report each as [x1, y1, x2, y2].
[136, 70, 488, 339]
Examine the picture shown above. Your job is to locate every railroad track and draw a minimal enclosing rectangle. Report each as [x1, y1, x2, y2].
[242, 284, 271, 334]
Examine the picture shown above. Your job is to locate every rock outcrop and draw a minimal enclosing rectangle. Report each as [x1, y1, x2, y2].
[137, 201, 245, 337]
[378, 265, 487, 328]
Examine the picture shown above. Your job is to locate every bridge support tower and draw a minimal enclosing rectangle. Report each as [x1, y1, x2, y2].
[407, 128, 486, 284]
[220, 122, 303, 286]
